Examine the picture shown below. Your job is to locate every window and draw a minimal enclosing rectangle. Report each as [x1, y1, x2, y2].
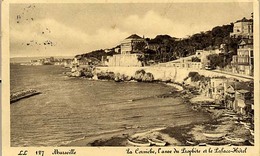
[250, 50, 254, 57]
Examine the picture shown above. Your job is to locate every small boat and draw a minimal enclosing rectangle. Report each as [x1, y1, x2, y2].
[245, 123, 252, 127]
[245, 126, 251, 130]
[186, 140, 198, 146]
[127, 138, 150, 147]
[224, 111, 237, 115]
[203, 132, 225, 138]
[239, 121, 247, 125]
[223, 113, 236, 116]
[224, 136, 245, 143]
[206, 137, 223, 141]
[250, 130, 254, 136]
[206, 142, 231, 146]
[198, 143, 207, 146]
[232, 116, 239, 120]
[249, 139, 254, 145]
[148, 138, 167, 146]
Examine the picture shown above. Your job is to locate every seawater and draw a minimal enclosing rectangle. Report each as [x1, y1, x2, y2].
[11, 65, 209, 146]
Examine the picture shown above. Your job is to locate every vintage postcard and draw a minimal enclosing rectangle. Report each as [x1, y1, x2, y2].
[1, 0, 259, 156]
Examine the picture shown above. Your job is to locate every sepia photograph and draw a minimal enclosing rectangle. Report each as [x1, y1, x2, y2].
[3, 0, 258, 154]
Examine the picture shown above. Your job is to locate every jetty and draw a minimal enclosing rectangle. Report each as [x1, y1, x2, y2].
[10, 89, 41, 104]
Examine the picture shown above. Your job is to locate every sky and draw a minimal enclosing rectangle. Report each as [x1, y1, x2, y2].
[10, 2, 253, 57]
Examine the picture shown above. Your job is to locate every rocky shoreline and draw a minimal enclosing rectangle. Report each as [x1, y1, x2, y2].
[63, 67, 254, 147]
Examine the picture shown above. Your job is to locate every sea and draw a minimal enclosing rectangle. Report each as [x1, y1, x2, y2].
[10, 65, 209, 147]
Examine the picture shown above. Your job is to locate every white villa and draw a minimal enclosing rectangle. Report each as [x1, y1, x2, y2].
[106, 34, 145, 67]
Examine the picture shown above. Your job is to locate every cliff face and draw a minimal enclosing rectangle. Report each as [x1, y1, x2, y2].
[95, 67, 188, 83]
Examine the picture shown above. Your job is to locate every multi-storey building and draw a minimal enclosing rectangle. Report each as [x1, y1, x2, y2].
[230, 17, 253, 39]
[120, 34, 146, 54]
[231, 39, 253, 76]
[106, 34, 145, 67]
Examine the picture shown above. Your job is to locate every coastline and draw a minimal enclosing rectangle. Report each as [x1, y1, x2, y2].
[62, 82, 203, 147]
[63, 80, 254, 146]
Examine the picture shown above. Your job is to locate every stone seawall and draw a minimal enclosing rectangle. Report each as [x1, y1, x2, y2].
[95, 67, 251, 83]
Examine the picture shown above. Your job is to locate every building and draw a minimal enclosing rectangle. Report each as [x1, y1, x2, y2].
[231, 39, 253, 76]
[209, 77, 227, 102]
[230, 17, 253, 39]
[163, 57, 202, 69]
[224, 80, 253, 115]
[106, 54, 142, 67]
[120, 34, 146, 54]
[106, 34, 145, 67]
[161, 49, 221, 69]
[234, 89, 252, 115]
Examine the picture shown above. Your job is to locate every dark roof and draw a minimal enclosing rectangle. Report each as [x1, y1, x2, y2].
[235, 17, 253, 23]
[126, 34, 142, 39]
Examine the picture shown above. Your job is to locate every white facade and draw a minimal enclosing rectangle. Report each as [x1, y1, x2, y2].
[107, 54, 142, 67]
[120, 34, 145, 54]
[230, 18, 253, 38]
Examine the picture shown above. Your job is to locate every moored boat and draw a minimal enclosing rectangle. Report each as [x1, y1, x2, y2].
[186, 140, 198, 146]
[127, 138, 151, 147]
[250, 130, 254, 136]
[224, 136, 245, 143]
[148, 138, 167, 146]
[203, 132, 225, 138]
[249, 139, 254, 145]
[205, 142, 231, 146]
[197, 143, 207, 146]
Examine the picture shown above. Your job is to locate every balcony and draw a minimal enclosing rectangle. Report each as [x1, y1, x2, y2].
[237, 62, 249, 65]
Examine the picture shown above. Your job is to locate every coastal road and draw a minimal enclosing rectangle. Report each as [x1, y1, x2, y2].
[209, 69, 253, 81]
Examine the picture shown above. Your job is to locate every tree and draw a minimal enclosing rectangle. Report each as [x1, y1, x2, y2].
[133, 42, 146, 52]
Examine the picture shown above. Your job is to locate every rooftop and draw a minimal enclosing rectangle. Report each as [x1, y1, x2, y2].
[125, 34, 143, 39]
[235, 17, 253, 23]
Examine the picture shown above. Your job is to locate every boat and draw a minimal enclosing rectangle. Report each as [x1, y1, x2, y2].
[197, 143, 207, 146]
[10, 89, 41, 103]
[203, 132, 225, 138]
[201, 105, 225, 109]
[249, 139, 254, 145]
[186, 140, 198, 146]
[239, 121, 247, 125]
[245, 125, 251, 130]
[127, 138, 151, 147]
[148, 138, 167, 146]
[224, 136, 245, 143]
[224, 111, 237, 115]
[232, 116, 239, 120]
[206, 142, 231, 146]
[250, 130, 254, 136]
